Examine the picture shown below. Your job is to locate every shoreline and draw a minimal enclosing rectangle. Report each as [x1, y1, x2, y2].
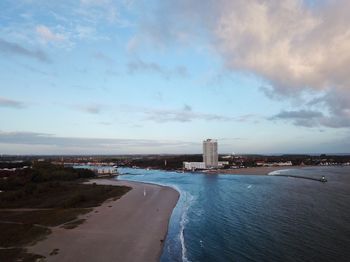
[202, 166, 304, 175]
[29, 178, 179, 262]
[124, 166, 307, 176]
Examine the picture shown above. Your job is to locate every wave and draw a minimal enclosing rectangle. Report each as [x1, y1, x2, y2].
[179, 191, 195, 262]
[138, 181, 194, 262]
[268, 169, 293, 176]
[117, 168, 195, 262]
[155, 183, 193, 262]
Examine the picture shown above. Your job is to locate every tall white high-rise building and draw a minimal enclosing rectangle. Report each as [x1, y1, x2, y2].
[203, 139, 218, 168]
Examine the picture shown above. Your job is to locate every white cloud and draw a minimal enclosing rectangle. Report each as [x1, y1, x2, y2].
[210, 0, 350, 94]
[144, 104, 233, 123]
[122, 104, 258, 123]
[135, 0, 350, 128]
[127, 58, 189, 79]
[36, 25, 66, 43]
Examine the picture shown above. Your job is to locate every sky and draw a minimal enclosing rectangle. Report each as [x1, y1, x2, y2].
[1, 0, 350, 155]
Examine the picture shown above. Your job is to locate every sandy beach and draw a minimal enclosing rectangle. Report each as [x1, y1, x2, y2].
[29, 179, 179, 262]
[204, 166, 303, 175]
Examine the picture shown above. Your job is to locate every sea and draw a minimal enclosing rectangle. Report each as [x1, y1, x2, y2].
[117, 167, 350, 262]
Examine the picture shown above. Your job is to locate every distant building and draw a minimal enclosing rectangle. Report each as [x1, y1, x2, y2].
[73, 165, 117, 176]
[276, 161, 293, 166]
[183, 161, 229, 171]
[183, 162, 206, 170]
[183, 139, 228, 171]
[203, 139, 218, 168]
[257, 161, 293, 167]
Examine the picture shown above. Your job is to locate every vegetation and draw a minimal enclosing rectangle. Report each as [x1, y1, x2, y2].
[0, 223, 51, 247]
[0, 209, 91, 227]
[0, 248, 44, 262]
[0, 162, 96, 190]
[127, 154, 203, 170]
[0, 161, 131, 261]
[0, 161, 31, 169]
[122, 154, 350, 170]
[0, 182, 130, 208]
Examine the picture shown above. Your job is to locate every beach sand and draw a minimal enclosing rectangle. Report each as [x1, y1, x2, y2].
[204, 166, 303, 175]
[29, 179, 179, 262]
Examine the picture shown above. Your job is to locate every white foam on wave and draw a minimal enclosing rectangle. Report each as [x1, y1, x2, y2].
[268, 169, 292, 176]
[154, 183, 193, 262]
[247, 185, 252, 189]
[132, 180, 193, 262]
[179, 191, 194, 262]
[117, 170, 194, 262]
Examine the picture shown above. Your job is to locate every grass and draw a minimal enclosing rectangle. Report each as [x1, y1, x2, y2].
[0, 208, 91, 227]
[0, 182, 131, 208]
[0, 163, 132, 260]
[0, 223, 51, 247]
[0, 181, 131, 260]
[0, 248, 45, 262]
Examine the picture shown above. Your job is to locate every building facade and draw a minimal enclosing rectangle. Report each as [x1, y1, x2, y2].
[183, 162, 206, 170]
[183, 138, 225, 170]
[203, 139, 218, 168]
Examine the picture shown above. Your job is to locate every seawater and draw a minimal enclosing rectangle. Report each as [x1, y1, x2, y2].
[117, 167, 350, 262]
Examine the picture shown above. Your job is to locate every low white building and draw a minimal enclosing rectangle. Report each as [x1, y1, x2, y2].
[260, 161, 293, 167]
[95, 167, 117, 174]
[277, 161, 293, 166]
[218, 161, 229, 167]
[183, 162, 206, 170]
[73, 165, 117, 175]
[183, 161, 230, 171]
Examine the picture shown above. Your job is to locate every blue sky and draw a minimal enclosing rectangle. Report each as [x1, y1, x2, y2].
[1, 0, 350, 154]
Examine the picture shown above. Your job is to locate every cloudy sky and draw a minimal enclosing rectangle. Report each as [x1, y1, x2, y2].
[1, 0, 350, 154]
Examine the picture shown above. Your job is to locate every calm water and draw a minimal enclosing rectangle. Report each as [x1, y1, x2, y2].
[117, 167, 350, 262]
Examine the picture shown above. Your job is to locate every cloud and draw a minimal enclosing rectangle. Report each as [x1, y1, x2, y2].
[0, 97, 26, 109]
[0, 38, 50, 63]
[272, 110, 324, 120]
[270, 108, 350, 128]
[127, 58, 189, 79]
[236, 114, 259, 122]
[79, 104, 103, 114]
[77, 0, 131, 25]
[121, 104, 260, 123]
[36, 25, 66, 43]
[143, 104, 234, 123]
[0, 131, 199, 154]
[134, 0, 350, 128]
[20, 64, 53, 76]
[93, 52, 114, 65]
[0, 2, 129, 53]
[270, 110, 324, 127]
